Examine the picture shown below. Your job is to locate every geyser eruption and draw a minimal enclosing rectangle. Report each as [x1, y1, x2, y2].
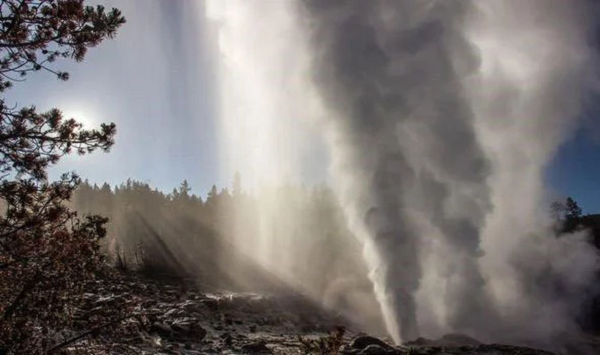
[205, 0, 322, 271]
[467, 0, 599, 342]
[205, 2, 383, 329]
[298, 0, 599, 345]
[207, 0, 600, 348]
[298, 0, 496, 342]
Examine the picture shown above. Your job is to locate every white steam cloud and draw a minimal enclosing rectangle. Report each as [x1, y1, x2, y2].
[205, 0, 327, 276]
[299, 0, 599, 345]
[207, 0, 600, 348]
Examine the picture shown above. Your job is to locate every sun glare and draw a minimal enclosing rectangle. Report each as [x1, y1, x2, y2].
[60, 105, 99, 129]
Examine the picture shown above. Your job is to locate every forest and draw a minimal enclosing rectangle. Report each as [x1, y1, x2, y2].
[69, 177, 370, 300]
[69, 178, 600, 330]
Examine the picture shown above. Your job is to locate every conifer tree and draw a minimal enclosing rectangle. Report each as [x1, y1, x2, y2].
[0, 1, 125, 352]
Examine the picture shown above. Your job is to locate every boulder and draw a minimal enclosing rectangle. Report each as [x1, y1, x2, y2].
[150, 322, 172, 338]
[171, 320, 206, 340]
[358, 344, 395, 355]
[350, 336, 394, 351]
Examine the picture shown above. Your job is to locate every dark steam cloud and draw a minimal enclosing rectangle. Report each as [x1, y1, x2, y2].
[298, 0, 495, 342]
[208, 0, 600, 349]
[299, 0, 599, 346]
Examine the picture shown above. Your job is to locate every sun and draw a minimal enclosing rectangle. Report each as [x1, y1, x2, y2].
[59, 105, 99, 129]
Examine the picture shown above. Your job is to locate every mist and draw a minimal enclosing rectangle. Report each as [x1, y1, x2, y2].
[293, 0, 600, 346]
[3, 0, 600, 353]
[203, 0, 600, 348]
[75, 0, 600, 349]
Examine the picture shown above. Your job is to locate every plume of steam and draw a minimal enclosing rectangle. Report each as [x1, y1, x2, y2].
[298, 0, 599, 346]
[206, 0, 599, 347]
[205, 0, 323, 271]
[298, 0, 490, 342]
[466, 0, 600, 344]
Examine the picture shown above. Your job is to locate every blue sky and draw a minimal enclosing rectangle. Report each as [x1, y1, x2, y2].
[548, 126, 600, 214]
[6, 1, 225, 197]
[4, 1, 599, 212]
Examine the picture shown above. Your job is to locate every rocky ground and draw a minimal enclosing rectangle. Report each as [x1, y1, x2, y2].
[53, 272, 600, 354]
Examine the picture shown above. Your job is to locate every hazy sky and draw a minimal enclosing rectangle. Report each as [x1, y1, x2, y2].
[5, 1, 224, 196]
[4, 1, 599, 212]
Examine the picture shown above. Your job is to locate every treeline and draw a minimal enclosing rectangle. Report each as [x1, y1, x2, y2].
[70, 180, 600, 333]
[69, 177, 373, 310]
[550, 196, 600, 249]
[0, 1, 126, 351]
[548, 196, 600, 332]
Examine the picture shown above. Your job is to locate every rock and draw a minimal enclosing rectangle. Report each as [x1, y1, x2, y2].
[358, 344, 395, 355]
[193, 325, 208, 340]
[83, 292, 98, 301]
[171, 322, 189, 332]
[171, 316, 201, 324]
[249, 325, 257, 332]
[439, 333, 481, 346]
[171, 320, 206, 340]
[164, 308, 183, 318]
[404, 333, 482, 348]
[201, 298, 219, 310]
[150, 322, 172, 337]
[472, 344, 555, 355]
[241, 341, 272, 354]
[142, 299, 158, 308]
[180, 300, 204, 313]
[350, 336, 393, 351]
[221, 332, 233, 346]
[405, 337, 429, 347]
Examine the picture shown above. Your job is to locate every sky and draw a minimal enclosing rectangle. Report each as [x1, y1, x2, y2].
[6, 1, 224, 197]
[4, 0, 600, 213]
[548, 125, 600, 214]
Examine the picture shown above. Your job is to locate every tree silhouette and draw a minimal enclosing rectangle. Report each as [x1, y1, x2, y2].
[206, 184, 218, 206]
[178, 179, 191, 199]
[0, 0, 125, 89]
[0, 1, 125, 352]
[565, 197, 583, 220]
